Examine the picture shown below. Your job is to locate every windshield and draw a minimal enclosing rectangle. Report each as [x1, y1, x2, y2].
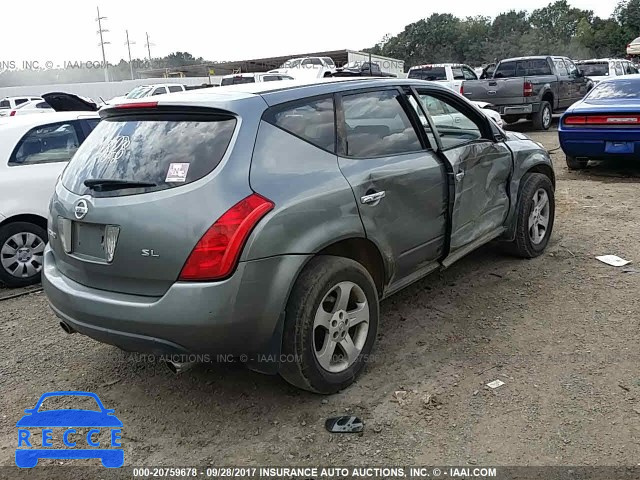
[578, 63, 610, 76]
[408, 66, 447, 81]
[587, 80, 640, 100]
[126, 87, 152, 99]
[494, 59, 552, 77]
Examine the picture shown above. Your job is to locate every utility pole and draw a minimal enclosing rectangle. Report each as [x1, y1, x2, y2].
[125, 30, 136, 80]
[96, 6, 110, 82]
[144, 32, 154, 68]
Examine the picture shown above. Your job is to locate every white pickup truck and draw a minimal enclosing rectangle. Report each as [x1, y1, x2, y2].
[407, 63, 504, 128]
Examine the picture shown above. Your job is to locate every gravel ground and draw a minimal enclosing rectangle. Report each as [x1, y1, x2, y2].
[1, 120, 639, 472]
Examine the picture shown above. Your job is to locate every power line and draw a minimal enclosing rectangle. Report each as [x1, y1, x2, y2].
[96, 6, 110, 82]
[125, 30, 136, 80]
[144, 32, 155, 67]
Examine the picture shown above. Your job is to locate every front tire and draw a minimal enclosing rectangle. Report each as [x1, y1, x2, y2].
[566, 155, 588, 170]
[506, 173, 555, 258]
[532, 101, 552, 130]
[0, 222, 47, 287]
[280, 256, 379, 394]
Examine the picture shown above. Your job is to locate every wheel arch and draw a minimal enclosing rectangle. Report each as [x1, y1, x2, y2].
[503, 159, 556, 242]
[541, 90, 554, 110]
[0, 213, 48, 232]
[315, 237, 387, 297]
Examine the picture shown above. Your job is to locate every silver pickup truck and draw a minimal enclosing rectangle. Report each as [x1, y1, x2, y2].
[462, 56, 591, 130]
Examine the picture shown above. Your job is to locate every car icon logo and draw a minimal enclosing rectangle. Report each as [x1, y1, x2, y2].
[74, 200, 89, 220]
[16, 391, 124, 468]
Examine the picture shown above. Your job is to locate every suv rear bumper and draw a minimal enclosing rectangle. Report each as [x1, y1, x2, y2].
[43, 246, 310, 356]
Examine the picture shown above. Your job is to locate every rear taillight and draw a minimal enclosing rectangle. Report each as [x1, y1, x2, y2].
[523, 81, 533, 97]
[459, 83, 464, 95]
[115, 101, 158, 109]
[9, 110, 16, 116]
[564, 114, 640, 125]
[563, 115, 586, 125]
[179, 193, 274, 281]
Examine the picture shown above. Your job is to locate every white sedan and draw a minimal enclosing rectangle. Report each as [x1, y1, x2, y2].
[0, 94, 99, 287]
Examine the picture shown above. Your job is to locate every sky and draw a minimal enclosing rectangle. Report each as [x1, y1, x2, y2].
[0, 0, 619, 66]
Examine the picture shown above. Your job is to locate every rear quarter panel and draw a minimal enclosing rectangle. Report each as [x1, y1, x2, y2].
[244, 121, 364, 260]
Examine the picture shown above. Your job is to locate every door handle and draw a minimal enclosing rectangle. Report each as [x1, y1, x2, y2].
[361, 191, 386, 205]
[455, 170, 465, 182]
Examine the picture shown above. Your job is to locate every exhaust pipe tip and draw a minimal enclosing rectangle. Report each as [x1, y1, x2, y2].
[60, 321, 76, 335]
[164, 360, 197, 375]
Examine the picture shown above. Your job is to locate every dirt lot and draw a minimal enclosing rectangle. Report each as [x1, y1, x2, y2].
[1, 120, 639, 472]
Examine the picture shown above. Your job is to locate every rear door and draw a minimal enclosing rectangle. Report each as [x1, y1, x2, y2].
[553, 58, 572, 109]
[336, 87, 448, 284]
[450, 66, 465, 93]
[564, 59, 589, 101]
[408, 87, 513, 260]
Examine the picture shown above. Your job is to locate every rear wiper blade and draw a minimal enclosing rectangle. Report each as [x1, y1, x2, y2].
[84, 179, 157, 191]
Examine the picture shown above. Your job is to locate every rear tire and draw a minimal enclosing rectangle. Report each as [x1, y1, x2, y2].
[280, 256, 379, 394]
[566, 155, 588, 170]
[0, 222, 47, 288]
[505, 173, 555, 259]
[532, 101, 552, 130]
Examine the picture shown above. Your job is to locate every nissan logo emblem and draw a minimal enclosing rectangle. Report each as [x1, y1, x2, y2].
[74, 200, 89, 220]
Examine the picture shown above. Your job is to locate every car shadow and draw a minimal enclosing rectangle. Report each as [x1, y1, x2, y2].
[570, 158, 640, 181]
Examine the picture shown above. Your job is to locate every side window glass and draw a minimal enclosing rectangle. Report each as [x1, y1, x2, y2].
[266, 96, 335, 152]
[615, 62, 624, 75]
[342, 89, 422, 158]
[152, 88, 167, 96]
[10, 122, 81, 166]
[564, 59, 578, 77]
[168, 85, 183, 93]
[451, 67, 464, 80]
[554, 60, 568, 76]
[417, 92, 483, 149]
[15, 98, 28, 106]
[463, 67, 477, 80]
[406, 95, 437, 149]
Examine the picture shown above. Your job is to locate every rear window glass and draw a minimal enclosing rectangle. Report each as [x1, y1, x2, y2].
[61, 114, 236, 197]
[408, 67, 447, 81]
[578, 62, 609, 77]
[587, 80, 640, 99]
[0, 100, 9, 109]
[265, 97, 335, 152]
[221, 76, 256, 86]
[494, 59, 552, 78]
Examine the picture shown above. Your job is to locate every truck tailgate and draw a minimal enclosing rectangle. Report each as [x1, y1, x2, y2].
[462, 78, 526, 106]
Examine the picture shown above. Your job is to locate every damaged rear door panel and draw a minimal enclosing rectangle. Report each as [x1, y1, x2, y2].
[335, 87, 448, 286]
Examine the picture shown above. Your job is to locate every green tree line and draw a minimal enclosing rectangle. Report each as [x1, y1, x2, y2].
[366, 0, 640, 67]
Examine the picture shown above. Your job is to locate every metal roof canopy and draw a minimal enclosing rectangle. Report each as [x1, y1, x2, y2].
[139, 49, 402, 78]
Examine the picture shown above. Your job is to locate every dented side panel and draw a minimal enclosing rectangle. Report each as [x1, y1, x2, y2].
[445, 141, 513, 251]
[502, 134, 556, 241]
[337, 151, 448, 283]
